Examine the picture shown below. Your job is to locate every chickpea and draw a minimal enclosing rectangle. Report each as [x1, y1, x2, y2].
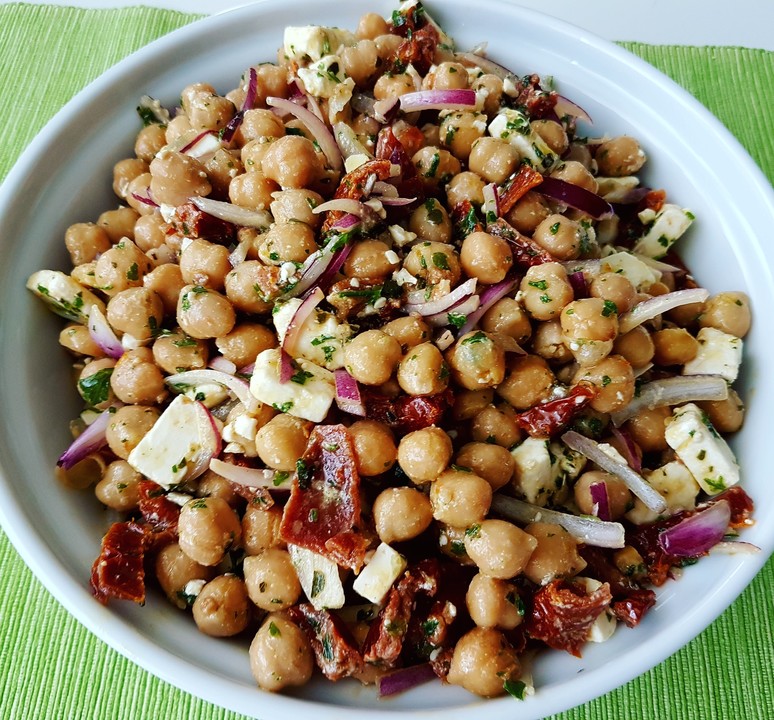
[197, 470, 242, 507]
[408, 198, 453, 244]
[105, 405, 160, 460]
[178, 239, 231, 290]
[243, 504, 285, 555]
[470, 73, 503, 117]
[459, 231, 513, 284]
[573, 354, 634, 413]
[229, 171, 280, 210]
[561, 297, 619, 366]
[112, 157, 149, 200]
[550, 160, 598, 193]
[356, 12, 390, 39]
[78, 358, 117, 410]
[453, 388, 494, 421]
[523, 522, 588, 585]
[382, 315, 431, 352]
[466, 574, 523, 630]
[149, 151, 211, 206]
[134, 123, 167, 162]
[255, 414, 311, 471]
[152, 330, 208, 374]
[446, 331, 506, 390]
[64, 223, 111, 266]
[216, 323, 276, 368]
[177, 285, 236, 339]
[445, 171, 486, 208]
[192, 574, 250, 637]
[481, 297, 532, 345]
[504, 190, 551, 234]
[430, 469, 492, 527]
[624, 406, 671, 452]
[348, 420, 397, 476]
[699, 292, 751, 337]
[343, 239, 400, 280]
[133, 214, 169, 253]
[342, 330, 402, 386]
[439, 111, 488, 161]
[652, 327, 699, 366]
[94, 239, 153, 297]
[373, 487, 433, 544]
[178, 496, 242, 566]
[186, 91, 237, 132]
[155, 543, 214, 610]
[613, 325, 654, 368]
[574, 471, 633, 520]
[520, 262, 574, 321]
[397, 342, 450, 397]
[698, 388, 745, 434]
[470, 404, 522, 447]
[258, 222, 318, 265]
[106, 287, 164, 342]
[531, 319, 574, 363]
[397, 426, 453, 484]
[241, 138, 275, 172]
[340, 40, 380, 87]
[235, 108, 285, 144]
[590, 272, 637, 314]
[468, 137, 520, 184]
[531, 119, 569, 155]
[464, 519, 537, 579]
[531, 214, 581, 261]
[144, 264, 186, 316]
[94, 460, 141, 512]
[496, 354, 554, 410]
[59, 323, 104, 357]
[269, 189, 324, 228]
[412, 147, 461, 190]
[447, 627, 521, 697]
[244, 549, 301, 612]
[261, 135, 323, 189]
[455, 442, 514, 491]
[249, 613, 313, 692]
[596, 136, 646, 176]
[373, 71, 415, 101]
[373, 34, 403, 63]
[165, 114, 192, 143]
[224, 261, 273, 315]
[97, 206, 140, 243]
[403, 241, 460, 286]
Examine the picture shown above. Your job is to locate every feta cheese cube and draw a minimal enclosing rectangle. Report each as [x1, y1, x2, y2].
[632, 204, 694, 258]
[26, 270, 106, 324]
[683, 327, 743, 383]
[488, 108, 558, 171]
[288, 544, 345, 610]
[626, 460, 700, 524]
[596, 176, 640, 202]
[577, 577, 617, 643]
[598, 250, 662, 291]
[511, 438, 563, 507]
[352, 543, 407, 604]
[297, 55, 347, 98]
[283, 26, 355, 64]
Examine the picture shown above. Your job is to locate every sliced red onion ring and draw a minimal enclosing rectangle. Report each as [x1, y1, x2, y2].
[405, 278, 477, 317]
[288, 233, 355, 298]
[589, 481, 611, 521]
[333, 122, 372, 160]
[279, 348, 294, 384]
[377, 663, 437, 697]
[190, 196, 271, 230]
[482, 182, 500, 220]
[537, 176, 614, 220]
[610, 375, 729, 427]
[334, 368, 366, 417]
[165, 369, 260, 414]
[398, 89, 477, 112]
[372, 181, 399, 198]
[313, 198, 382, 228]
[379, 196, 416, 207]
[554, 94, 593, 124]
[57, 409, 112, 469]
[187, 402, 223, 481]
[283, 287, 324, 355]
[426, 294, 480, 328]
[709, 540, 761, 556]
[562, 430, 667, 514]
[88, 305, 124, 359]
[568, 270, 589, 299]
[179, 130, 221, 158]
[455, 51, 513, 80]
[491, 494, 625, 548]
[228, 236, 252, 268]
[242, 67, 258, 111]
[610, 426, 642, 472]
[266, 96, 343, 171]
[209, 458, 285, 489]
[239, 362, 255, 377]
[618, 288, 710, 335]
[208, 355, 237, 375]
[130, 190, 159, 208]
[658, 500, 731, 557]
[634, 254, 683, 273]
[457, 277, 518, 336]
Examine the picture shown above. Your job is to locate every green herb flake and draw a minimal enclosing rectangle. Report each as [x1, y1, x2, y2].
[601, 300, 618, 317]
[447, 312, 466, 329]
[296, 458, 314, 489]
[290, 368, 314, 385]
[465, 524, 481, 538]
[431, 251, 450, 270]
[268, 621, 281, 637]
[528, 280, 548, 291]
[426, 152, 441, 178]
[78, 367, 114, 407]
[311, 570, 326, 598]
[549, 221, 561, 235]
[421, 619, 439, 637]
[462, 331, 488, 345]
[273, 471, 290, 487]
[308, 508, 319, 523]
[503, 679, 527, 700]
[126, 262, 139, 281]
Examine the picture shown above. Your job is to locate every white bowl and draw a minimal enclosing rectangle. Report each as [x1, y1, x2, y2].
[0, 1, 772, 718]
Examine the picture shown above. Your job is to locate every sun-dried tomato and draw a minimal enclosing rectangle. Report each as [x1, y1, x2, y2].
[363, 389, 453, 434]
[517, 382, 597, 438]
[497, 165, 545, 216]
[638, 188, 666, 214]
[321, 159, 394, 234]
[90, 521, 147, 605]
[280, 425, 366, 571]
[169, 202, 236, 245]
[610, 589, 657, 628]
[509, 74, 558, 119]
[715, 486, 755, 528]
[486, 217, 556, 268]
[137, 480, 180, 534]
[526, 578, 612, 657]
[391, 24, 439, 76]
[375, 126, 424, 206]
[290, 604, 363, 681]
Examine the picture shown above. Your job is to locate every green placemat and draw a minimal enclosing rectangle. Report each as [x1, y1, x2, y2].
[0, 4, 772, 719]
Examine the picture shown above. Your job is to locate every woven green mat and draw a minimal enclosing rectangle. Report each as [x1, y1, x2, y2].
[0, 4, 772, 719]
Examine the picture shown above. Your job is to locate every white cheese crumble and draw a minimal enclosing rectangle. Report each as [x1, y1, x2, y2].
[682, 327, 743, 383]
[632, 204, 695, 258]
[352, 542, 407, 604]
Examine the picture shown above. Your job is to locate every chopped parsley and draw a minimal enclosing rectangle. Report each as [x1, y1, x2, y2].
[78, 367, 114, 407]
[461, 331, 488, 345]
[290, 368, 314, 385]
[296, 458, 313, 489]
[601, 300, 618, 317]
[431, 251, 449, 270]
[311, 570, 326, 598]
[503, 678, 527, 700]
[268, 621, 281, 637]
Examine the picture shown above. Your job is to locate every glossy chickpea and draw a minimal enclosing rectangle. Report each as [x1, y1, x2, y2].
[430, 469, 492, 527]
[496, 354, 555, 410]
[439, 111, 488, 162]
[480, 297, 532, 345]
[255, 414, 311, 471]
[205, 148, 244, 197]
[97, 206, 140, 243]
[397, 426, 453, 484]
[531, 319, 574, 363]
[520, 262, 574, 321]
[177, 285, 236, 339]
[550, 160, 598, 193]
[125, 172, 158, 216]
[403, 240, 460, 287]
[105, 405, 159, 460]
[596, 136, 646, 176]
[382, 315, 431, 352]
[373, 33, 403, 63]
[624, 406, 671, 452]
[152, 329, 208, 374]
[447, 627, 521, 698]
[224, 261, 273, 315]
[699, 388, 745, 434]
[106, 287, 164, 342]
[459, 231, 513, 284]
[373, 71, 415, 101]
[59, 323, 104, 357]
[652, 327, 699, 366]
[373, 487, 433, 544]
[356, 11, 390, 38]
[178, 496, 242, 566]
[466, 574, 523, 630]
[397, 342, 450, 397]
[504, 191, 551, 234]
[133, 214, 169, 253]
[470, 73, 503, 117]
[192, 575, 250, 637]
[259, 222, 318, 265]
[445, 171, 486, 208]
[235, 108, 285, 144]
[269, 189, 323, 228]
[251, 64, 290, 105]
[164, 114, 192, 143]
[468, 137, 520, 184]
[229, 171, 280, 210]
[250, 613, 314, 692]
[65, 222, 112, 266]
[573, 354, 634, 413]
[666, 298, 705, 328]
[133, 123, 166, 162]
[77, 359, 117, 410]
[149, 151, 211, 206]
[455, 442, 514, 491]
[412, 147, 461, 190]
[465, 519, 537, 579]
[94, 460, 142, 512]
[261, 135, 323, 189]
[340, 39, 380, 87]
[531, 214, 582, 260]
[143, 263, 185, 315]
[531, 119, 569, 155]
[699, 292, 751, 337]
[154, 543, 214, 610]
[94, 239, 153, 297]
[240, 138, 275, 172]
[196, 470, 242, 508]
[452, 388, 494, 421]
[561, 297, 619, 366]
[110, 348, 167, 405]
[242, 504, 285, 555]
[244, 549, 301, 612]
[523, 522, 588, 585]
[343, 239, 400, 280]
[343, 330, 402, 386]
[590, 272, 637, 314]
[348, 419, 397, 476]
[574, 471, 633, 520]
[470, 404, 522, 447]
[216, 323, 276, 368]
[112, 158, 149, 200]
[186, 90, 236, 132]
[446, 331, 506, 390]
[612, 325, 654, 368]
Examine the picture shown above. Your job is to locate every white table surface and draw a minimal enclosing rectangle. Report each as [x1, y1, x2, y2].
[6, 0, 774, 51]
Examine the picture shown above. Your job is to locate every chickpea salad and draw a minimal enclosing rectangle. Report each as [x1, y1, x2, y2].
[27, 0, 757, 701]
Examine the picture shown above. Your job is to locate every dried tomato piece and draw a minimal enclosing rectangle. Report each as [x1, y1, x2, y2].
[715, 486, 754, 528]
[90, 521, 147, 605]
[497, 165, 545, 216]
[610, 589, 657, 628]
[280, 425, 366, 571]
[638, 188, 667, 214]
[321, 159, 394, 233]
[509, 74, 558, 119]
[487, 217, 556, 268]
[451, 200, 483, 241]
[626, 515, 685, 586]
[526, 578, 612, 657]
[251, 263, 285, 303]
[392, 24, 439, 76]
[389, 1, 427, 37]
[138, 480, 180, 533]
[375, 127, 424, 205]
[517, 382, 597, 438]
[169, 202, 236, 245]
[363, 389, 452, 434]
[290, 604, 363, 681]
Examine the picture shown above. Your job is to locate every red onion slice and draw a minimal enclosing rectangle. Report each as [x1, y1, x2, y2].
[334, 369, 366, 417]
[373, 97, 399, 123]
[455, 51, 513, 80]
[279, 348, 294, 384]
[288, 233, 355, 298]
[491, 494, 625, 548]
[208, 355, 237, 375]
[283, 288, 324, 356]
[589, 481, 611, 521]
[377, 663, 437, 697]
[189, 196, 271, 230]
[405, 278, 477, 317]
[333, 122, 372, 160]
[537, 176, 614, 220]
[209, 458, 286, 489]
[457, 277, 518, 336]
[266, 96, 343, 171]
[562, 430, 667, 514]
[426, 294, 480, 328]
[610, 426, 642, 472]
[130, 190, 159, 208]
[165, 369, 260, 414]
[709, 540, 760, 556]
[57, 409, 112, 469]
[242, 67, 258, 111]
[313, 199, 382, 228]
[398, 89, 477, 112]
[658, 500, 731, 557]
[88, 305, 124, 359]
[568, 270, 589, 299]
[554, 94, 593, 124]
[482, 182, 500, 220]
[187, 402, 223, 481]
[618, 288, 709, 334]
